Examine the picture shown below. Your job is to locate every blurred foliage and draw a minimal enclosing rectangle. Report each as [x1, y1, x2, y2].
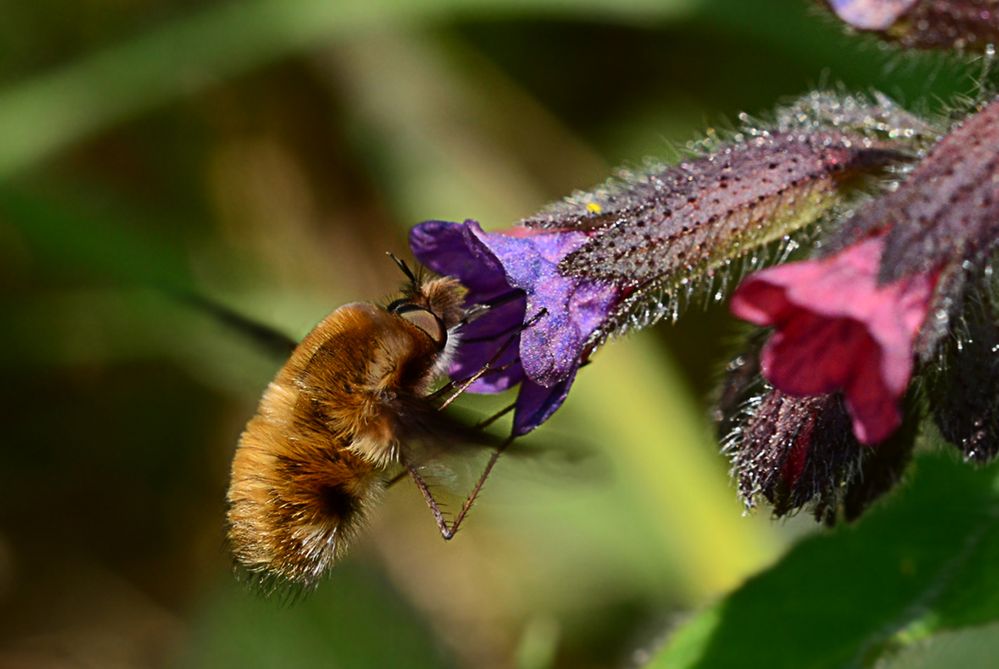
[655, 452, 999, 668]
[0, 1, 988, 668]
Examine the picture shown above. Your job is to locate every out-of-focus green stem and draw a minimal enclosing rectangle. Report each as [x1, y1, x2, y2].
[0, 0, 700, 180]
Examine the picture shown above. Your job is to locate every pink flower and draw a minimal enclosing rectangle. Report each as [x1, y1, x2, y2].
[730, 235, 939, 444]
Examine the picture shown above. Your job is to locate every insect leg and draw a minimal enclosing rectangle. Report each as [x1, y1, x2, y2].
[408, 436, 514, 540]
[436, 361, 516, 410]
[475, 402, 515, 429]
[433, 308, 548, 409]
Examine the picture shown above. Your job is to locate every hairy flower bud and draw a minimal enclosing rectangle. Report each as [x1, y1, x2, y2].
[730, 390, 863, 517]
[560, 131, 895, 288]
[525, 92, 931, 232]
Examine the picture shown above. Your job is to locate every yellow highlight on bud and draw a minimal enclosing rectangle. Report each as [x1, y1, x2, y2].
[586, 202, 602, 214]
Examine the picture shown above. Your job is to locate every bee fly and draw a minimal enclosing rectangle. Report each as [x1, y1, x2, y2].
[225, 255, 527, 589]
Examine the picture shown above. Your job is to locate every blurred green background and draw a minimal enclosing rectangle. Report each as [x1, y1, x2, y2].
[0, 1, 977, 668]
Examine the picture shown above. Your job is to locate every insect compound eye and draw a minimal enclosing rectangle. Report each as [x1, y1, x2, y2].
[392, 304, 447, 348]
[386, 298, 409, 313]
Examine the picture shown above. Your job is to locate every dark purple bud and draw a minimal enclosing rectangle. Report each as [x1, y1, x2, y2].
[928, 278, 999, 462]
[717, 332, 917, 521]
[877, 98, 999, 283]
[826, 0, 999, 52]
[726, 388, 864, 518]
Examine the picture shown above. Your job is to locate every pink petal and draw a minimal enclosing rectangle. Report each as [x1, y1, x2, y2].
[730, 236, 938, 444]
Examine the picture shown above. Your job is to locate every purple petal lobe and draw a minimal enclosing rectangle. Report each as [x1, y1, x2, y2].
[411, 220, 529, 394]
[410, 220, 509, 298]
[513, 372, 576, 436]
[470, 227, 618, 387]
[451, 297, 527, 393]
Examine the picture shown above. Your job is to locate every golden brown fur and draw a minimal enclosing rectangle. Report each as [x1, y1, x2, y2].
[227, 277, 465, 588]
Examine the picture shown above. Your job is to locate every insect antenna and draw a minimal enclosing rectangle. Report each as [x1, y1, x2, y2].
[386, 251, 420, 289]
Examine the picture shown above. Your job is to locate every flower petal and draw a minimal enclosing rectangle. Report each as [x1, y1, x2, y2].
[451, 297, 527, 393]
[513, 371, 576, 436]
[731, 236, 937, 444]
[411, 220, 529, 394]
[410, 220, 510, 298]
[470, 227, 618, 387]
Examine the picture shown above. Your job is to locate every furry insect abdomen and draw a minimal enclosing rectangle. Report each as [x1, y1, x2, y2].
[227, 374, 383, 588]
[226, 303, 442, 588]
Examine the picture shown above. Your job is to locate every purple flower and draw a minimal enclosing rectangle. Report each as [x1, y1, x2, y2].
[410, 220, 619, 435]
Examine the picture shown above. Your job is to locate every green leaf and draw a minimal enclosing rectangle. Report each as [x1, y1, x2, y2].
[652, 453, 999, 669]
